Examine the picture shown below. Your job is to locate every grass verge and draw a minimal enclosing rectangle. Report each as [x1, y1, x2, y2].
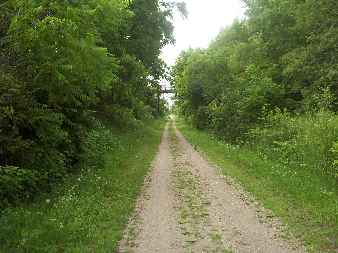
[176, 119, 338, 253]
[169, 123, 209, 244]
[0, 119, 165, 252]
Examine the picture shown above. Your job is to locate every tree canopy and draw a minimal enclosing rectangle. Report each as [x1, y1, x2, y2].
[0, 0, 181, 205]
[173, 0, 338, 140]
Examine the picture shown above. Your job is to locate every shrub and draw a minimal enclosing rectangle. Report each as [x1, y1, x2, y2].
[81, 122, 119, 170]
[248, 109, 338, 181]
[0, 166, 38, 207]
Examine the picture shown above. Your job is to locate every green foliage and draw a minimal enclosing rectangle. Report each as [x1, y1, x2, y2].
[0, 0, 175, 205]
[128, 0, 174, 78]
[0, 166, 37, 206]
[173, 48, 279, 141]
[330, 143, 338, 180]
[173, 0, 338, 133]
[0, 119, 165, 252]
[172, 0, 338, 179]
[80, 122, 117, 169]
[249, 110, 338, 181]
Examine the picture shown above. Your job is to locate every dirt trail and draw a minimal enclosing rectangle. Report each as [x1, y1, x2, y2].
[118, 121, 305, 253]
[118, 124, 184, 253]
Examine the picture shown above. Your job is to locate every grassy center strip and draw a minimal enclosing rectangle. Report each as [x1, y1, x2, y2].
[169, 121, 231, 253]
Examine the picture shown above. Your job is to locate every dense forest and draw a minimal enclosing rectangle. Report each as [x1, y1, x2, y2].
[173, 0, 338, 184]
[0, 0, 181, 207]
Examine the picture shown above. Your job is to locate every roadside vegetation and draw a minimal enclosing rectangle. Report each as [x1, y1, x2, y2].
[0, 0, 185, 207]
[176, 120, 337, 252]
[0, 120, 165, 252]
[0, 0, 180, 251]
[172, 0, 338, 252]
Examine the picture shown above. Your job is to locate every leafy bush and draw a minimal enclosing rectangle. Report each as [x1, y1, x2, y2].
[0, 166, 38, 207]
[81, 122, 119, 169]
[0, 120, 165, 252]
[249, 110, 338, 181]
[109, 105, 143, 130]
[0, 0, 177, 205]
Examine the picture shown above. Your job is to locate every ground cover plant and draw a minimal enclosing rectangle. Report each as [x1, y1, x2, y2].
[0, 119, 165, 252]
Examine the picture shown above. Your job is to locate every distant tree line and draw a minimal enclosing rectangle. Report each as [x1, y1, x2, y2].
[173, 0, 338, 181]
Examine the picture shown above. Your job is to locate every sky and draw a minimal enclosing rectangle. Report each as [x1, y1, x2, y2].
[161, 0, 246, 67]
[160, 0, 246, 105]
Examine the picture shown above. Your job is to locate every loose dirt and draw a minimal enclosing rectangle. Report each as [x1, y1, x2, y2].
[118, 121, 305, 253]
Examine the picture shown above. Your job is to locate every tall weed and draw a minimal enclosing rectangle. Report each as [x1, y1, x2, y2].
[248, 110, 338, 183]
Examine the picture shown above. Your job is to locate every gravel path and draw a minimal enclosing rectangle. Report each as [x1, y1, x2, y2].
[118, 124, 184, 253]
[118, 121, 306, 253]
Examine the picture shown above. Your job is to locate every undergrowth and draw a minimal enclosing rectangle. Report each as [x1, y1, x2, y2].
[0, 119, 165, 252]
